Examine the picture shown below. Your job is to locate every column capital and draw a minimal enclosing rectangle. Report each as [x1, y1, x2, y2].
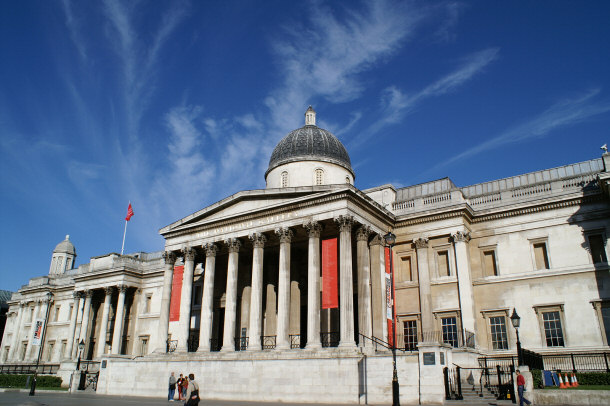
[414, 237, 429, 249]
[103, 286, 114, 296]
[72, 291, 81, 300]
[275, 227, 293, 243]
[117, 285, 128, 293]
[203, 243, 218, 257]
[334, 215, 355, 232]
[356, 225, 372, 241]
[225, 238, 242, 253]
[451, 231, 471, 243]
[83, 289, 93, 298]
[163, 251, 177, 265]
[182, 247, 196, 261]
[369, 234, 384, 247]
[304, 220, 322, 238]
[249, 233, 267, 248]
[19, 301, 27, 308]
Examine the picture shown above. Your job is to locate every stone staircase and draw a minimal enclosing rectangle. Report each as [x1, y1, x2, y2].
[445, 384, 515, 405]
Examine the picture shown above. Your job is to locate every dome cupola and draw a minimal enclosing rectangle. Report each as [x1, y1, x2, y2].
[265, 107, 355, 188]
[49, 235, 76, 275]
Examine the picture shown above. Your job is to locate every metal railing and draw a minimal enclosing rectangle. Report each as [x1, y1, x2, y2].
[394, 329, 476, 350]
[479, 351, 610, 373]
[289, 334, 301, 349]
[261, 336, 276, 350]
[0, 363, 60, 375]
[320, 332, 339, 348]
[443, 366, 463, 400]
[234, 337, 248, 351]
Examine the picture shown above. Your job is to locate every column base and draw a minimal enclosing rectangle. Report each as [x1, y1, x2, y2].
[305, 343, 322, 350]
[338, 341, 357, 349]
[220, 346, 234, 353]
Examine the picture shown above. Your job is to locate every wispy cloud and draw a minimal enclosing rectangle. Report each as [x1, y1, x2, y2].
[350, 48, 499, 149]
[423, 88, 610, 176]
[60, 0, 88, 61]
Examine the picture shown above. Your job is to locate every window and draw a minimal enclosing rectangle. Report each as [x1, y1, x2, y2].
[345, 176, 350, 184]
[403, 320, 418, 351]
[20, 342, 27, 361]
[532, 241, 550, 270]
[139, 336, 149, 356]
[592, 301, 610, 345]
[482, 250, 498, 277]
[399, 256, 413, 282]
[437, 250, 450, 277]
[53, 305, 60, 322]
[46, 341, 55, 362]
[60, 340, 67, 359]
[144, 294, 152, 313]
[441, 317, 458, 347]
[68, 303, 74, 321]
[587, 233, 608, 263]
[29, 307, 34, 322]
[2, 347, 9, 363]
[542, 311, 565, 347]
[315, 168, 324, 185]
[281, 171, 288, 187]
[489, 316, 508, 350]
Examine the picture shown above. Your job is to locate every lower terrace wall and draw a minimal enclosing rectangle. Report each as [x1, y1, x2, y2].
[96, 350, 425, 404]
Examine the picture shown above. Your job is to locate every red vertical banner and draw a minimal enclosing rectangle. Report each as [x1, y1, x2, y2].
[385, 247, 395, 346]
[322, 238, 338, 309]
[169, 265, 184, 322]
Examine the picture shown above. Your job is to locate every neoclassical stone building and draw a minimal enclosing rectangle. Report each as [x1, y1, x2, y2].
[1, 107, 609, 403]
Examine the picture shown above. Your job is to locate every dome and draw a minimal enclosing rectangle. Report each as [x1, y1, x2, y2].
[266, 107, 354, 179]
[54, 235, 76, 255]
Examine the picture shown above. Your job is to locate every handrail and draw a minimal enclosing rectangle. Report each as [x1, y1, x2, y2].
[358, 333, 407, 352]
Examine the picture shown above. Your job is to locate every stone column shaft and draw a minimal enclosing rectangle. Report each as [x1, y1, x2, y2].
[305, 222, 322, 349]
[276, 228, 293, 350]
[452, 231, 476, 335]
[8, 303, 25, 361]
[25, 301, 41, 360]
[96, 287, 113, 358]
[221, 239, 241, 352]
[248, 234, 266, 351]
[156, 251, 176, 352]
[177, 247, 196, 352]
[415, 238, 434, 336]
[78, 291, 93, 353]
[111, 286, 127, 355]
[356, 226, 373, 347]
[66, 293, 82, 360]
[336, 215, 356, 348]
[198, 244, 217, 352]
[369, 236, 386, 342]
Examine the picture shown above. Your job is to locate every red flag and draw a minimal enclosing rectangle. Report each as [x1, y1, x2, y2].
[322, 238, 338, 309]
[125, 203, 134, 221]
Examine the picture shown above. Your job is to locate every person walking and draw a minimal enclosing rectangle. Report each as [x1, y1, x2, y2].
[184, 373, 200, 406]
[177, 373, 185, 401]
[516, 370, 532, 406]
[168, 372, 177, 401]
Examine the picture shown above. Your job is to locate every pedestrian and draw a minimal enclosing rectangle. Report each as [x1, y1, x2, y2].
[184, 373, 200, 406]
[516, 370, 532, 406]
[182, 374, 189, 399]
[168, 372, 177, 401]
[177, 373, 185, 401]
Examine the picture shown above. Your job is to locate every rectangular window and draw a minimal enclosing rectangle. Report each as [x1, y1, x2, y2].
[489, 316, 508, 350]
[60, 340, 67, 358]
[543, 311, 565, 347]
[399, 256, 413, 282]
[21, 342, 27, 360]
[144, 295, 152, 313]
[68, 303, 74, 321]
[441, 317, 458, 347]
[483, 250, 498, 277]
[46, 341, 55, 362]
[139, 336, 149, 356]
[588, 234, 608, 263]
[29, 308, 34, 322]
[403, 320, 418, 351]
[533, 242, 550, 270]
[437, 251, 450, 277]
[3, 347, 9, 363]
[53, 305, 60, 322]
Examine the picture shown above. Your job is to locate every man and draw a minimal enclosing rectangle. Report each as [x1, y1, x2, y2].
[168, 372, 176, 402]
[516, 370, 532, 406]
[184, 373, 200, 406]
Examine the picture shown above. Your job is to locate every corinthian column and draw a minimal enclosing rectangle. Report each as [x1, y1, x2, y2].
[451, 231, 476, 339]
[198, 243, 218, 352]
[96, 287, 113, 358]
[221, 238, 241, 352]
[414, 237, 434, 338]
[111, 285, 128, 355]
[65, 292, 81, 360]
[356, 225, 373, 347]
[248, 233, 266, 351]
[8, 302, 26, 361]
[304, 221, 322, 349]
[335, 215, 356, 348]
[177, 247, 196, 352]
[275, 227, 293, 350]
[156, 251, 176, 352]
[369, 235, 387, 343]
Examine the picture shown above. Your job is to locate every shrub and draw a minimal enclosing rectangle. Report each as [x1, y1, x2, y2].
[532, 369, 543, 388]
[574, 372, 610, 386]
[0, 374, 62, 388]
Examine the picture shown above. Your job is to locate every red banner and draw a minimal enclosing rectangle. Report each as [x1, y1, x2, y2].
[322, 238, 338, 309]
[385, 247, 395, 346]
[169, 265, 184, 322]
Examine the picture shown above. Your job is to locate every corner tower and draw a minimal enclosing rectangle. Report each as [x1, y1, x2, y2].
[265, 106, 355, 188]
[49, 235, 76, 275]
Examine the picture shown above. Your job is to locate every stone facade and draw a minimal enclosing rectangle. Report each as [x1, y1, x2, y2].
[1, 108, 609, 404]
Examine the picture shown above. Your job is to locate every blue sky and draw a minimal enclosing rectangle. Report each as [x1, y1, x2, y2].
[1, 0, 609, 292]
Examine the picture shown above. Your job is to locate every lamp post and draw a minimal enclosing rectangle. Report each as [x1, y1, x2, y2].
[76, 339, 85, 390]
[29, 291, 53, 396]
[510, 308, 523, 366]
[384, 230, 399, 406]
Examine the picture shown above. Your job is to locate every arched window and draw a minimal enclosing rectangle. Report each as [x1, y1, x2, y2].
[315, 168, 324, 185]
[346, 176, 351, 184]
[281, 171, 288, 187]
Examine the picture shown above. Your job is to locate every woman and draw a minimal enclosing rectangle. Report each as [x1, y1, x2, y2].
[177, 373, 185, 401]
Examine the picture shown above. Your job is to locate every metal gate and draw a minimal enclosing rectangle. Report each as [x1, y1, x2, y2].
[481, 362, 516, 403]
[443, 366, 463, 400]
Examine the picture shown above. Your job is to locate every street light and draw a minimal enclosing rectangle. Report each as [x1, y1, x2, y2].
[383, 230, 399, 406]
[30, 291, 53, 396]
[510, 309, 523, 366]
[76, 339, 86, 391]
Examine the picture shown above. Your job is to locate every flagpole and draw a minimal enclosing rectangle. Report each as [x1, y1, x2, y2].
[121, 219, 128, 255]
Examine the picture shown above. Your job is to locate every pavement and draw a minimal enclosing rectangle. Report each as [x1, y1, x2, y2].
[0, 390, 571, 406]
